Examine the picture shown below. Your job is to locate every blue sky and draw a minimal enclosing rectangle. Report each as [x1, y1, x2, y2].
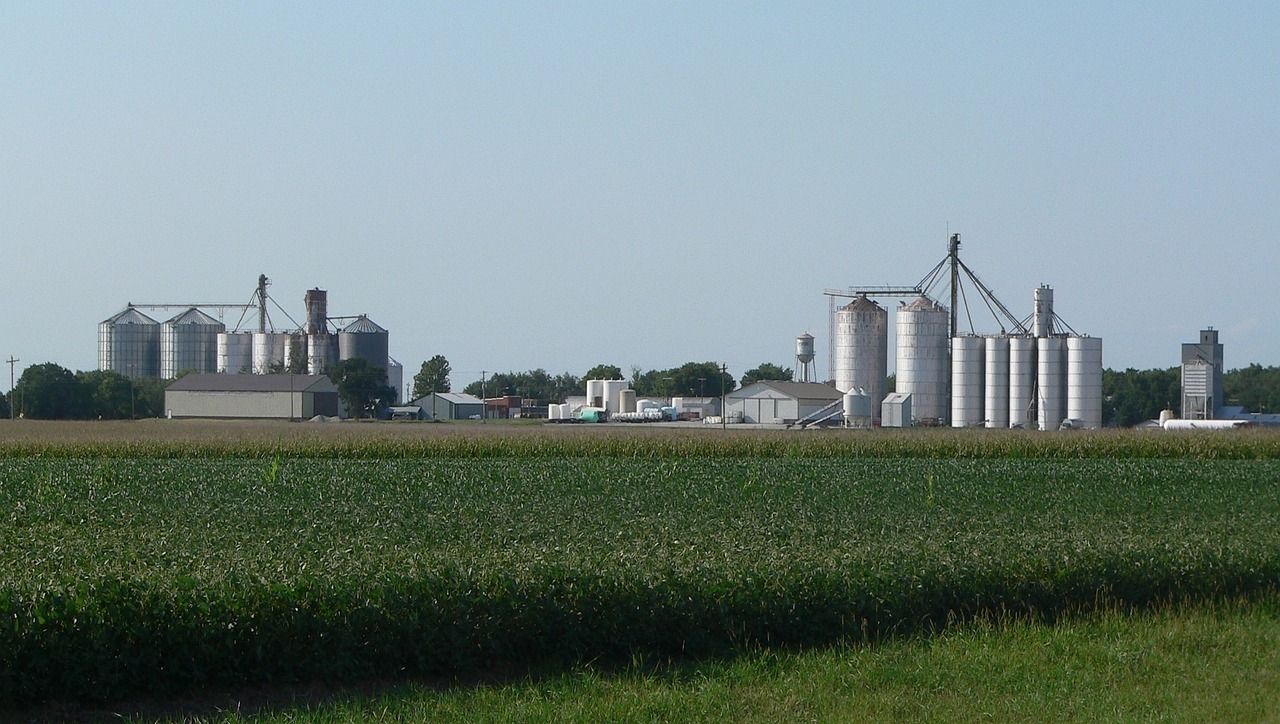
[3, 2, 1277, 389]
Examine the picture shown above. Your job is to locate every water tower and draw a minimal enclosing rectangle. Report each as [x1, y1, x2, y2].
[796, 333, 816, 383]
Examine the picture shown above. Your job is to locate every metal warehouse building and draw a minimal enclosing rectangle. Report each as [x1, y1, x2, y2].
[165, 374, 340, 419]
[725, 381, 843, 425]
[412, 392, 485, 420]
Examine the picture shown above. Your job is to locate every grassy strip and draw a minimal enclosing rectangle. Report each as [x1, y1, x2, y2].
[211, 594, 1280, 723]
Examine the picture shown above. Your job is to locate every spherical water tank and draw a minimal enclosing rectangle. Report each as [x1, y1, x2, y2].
[1008, 336, 1036, 428]
[1037, 337, 1067, 431]
[896, 296, 949, 423]
[950, 336, 985, 428]
[161, 308, 224, 378]
[338, 315, 389, 372]
[984, 336, 1010, 429]
[833, 295, 888, 416]
[217, 331, 254, 374]
[1066, 336, 1103, 429]
[99, 308, 161, 379]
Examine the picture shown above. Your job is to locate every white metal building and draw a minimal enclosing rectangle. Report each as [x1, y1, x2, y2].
[413, 392, 485, 420]
[165, 373, 340, 419]
[725, 381, 843, 425]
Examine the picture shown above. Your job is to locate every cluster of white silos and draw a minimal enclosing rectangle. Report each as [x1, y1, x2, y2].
[947, 286, 1103, 430]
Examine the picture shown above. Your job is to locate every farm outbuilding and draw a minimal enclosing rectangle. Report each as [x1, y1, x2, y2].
[165, 374, 340, 420]
[724, 381, 843, 425]
[413, 392, 485, 420]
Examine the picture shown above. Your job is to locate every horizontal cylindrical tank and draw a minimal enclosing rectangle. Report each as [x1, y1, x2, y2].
[896, 296, 949, 424]
[99, 308, 161, 379]
[833, 296, 888, 416]
[253, 332, 288, 375]
[984, 336, 1011, 429]
[1037, 337, 1067, 431]
[338, 316, 389, 372]
[1162, 419, 1249, 431]
[1009, 337, 1036, 428]
[951, 336, 985, 428]
[1067, 336, 1104, 429]
[217, 331, 254, 374]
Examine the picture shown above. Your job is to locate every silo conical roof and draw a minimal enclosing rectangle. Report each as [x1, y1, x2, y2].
[840, 295, 885, 313]
[342, 315, 387, 334]
[102, 308, 159, 326]
[902, 296, 946, 313]
[164, 307, 223, 326]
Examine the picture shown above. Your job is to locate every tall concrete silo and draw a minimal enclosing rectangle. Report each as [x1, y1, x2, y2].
[1037, 337, 1067, 431]
[984, 336, 1011, 429]
[98, 308, 160, 379]
[160, 308, 224, 378]
[1008, 337, 1037, 428]
[833, 295, 888, 412]
[896, 296, 949, 424]
[217, 331, 254, 374]
[950, 335, 985, 427]
[1067, 336, 1104, 429]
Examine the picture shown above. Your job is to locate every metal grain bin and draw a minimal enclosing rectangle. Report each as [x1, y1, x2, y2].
[161, 307, 224, 378]
[98, 308, 160, 379]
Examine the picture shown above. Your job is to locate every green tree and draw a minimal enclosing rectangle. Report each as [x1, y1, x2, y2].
[740, 363, 793, 387]
[1224, 364, 1280, 415]
[76, 369, 135, 419]
[631, 362, 735, 398]
[0, 390, 8, 419]
[412, 355, 452, 399]
[12, 363, 84, 419]
[583, 364, 624, 382]
[1103, 367, 1181, 427]
[462, 369, 582, 403]
[330, 358, 395, 418]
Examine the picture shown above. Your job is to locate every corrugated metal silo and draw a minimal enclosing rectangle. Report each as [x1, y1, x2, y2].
[895, 296, 949, 424]
[1037, 337, 1067, 431]
[1008, 337, 1036, 428]
[1066, 336, 1104, 429]
[950, 336, 985, 427]
[160, 308, 224, 378]
[984, 336, 1010, 429]
[833, 295, 888, 413]
[98, 308, 161, 379]
[253, 332, 288, 374]
[338, 315, 389, 372]
[217, 331, 254, 374]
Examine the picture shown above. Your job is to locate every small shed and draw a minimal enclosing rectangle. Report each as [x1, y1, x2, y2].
[724, 381, 843, 425]
[165, 373, 340, 419]
[881, 392, 913, 428]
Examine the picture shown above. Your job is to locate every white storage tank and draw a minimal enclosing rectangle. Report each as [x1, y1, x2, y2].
[619, 388, 637, 414]
[548, 404, 561, 420]
[282, 332, 307, 373]
[1008, 336, 1036, 428]
[252, 332, 288, 375]
[586, 379, 606, 408]
[217, 331, 254, 374]
[950, 336, 985, 427]
[843, 389, 872, 428]
[1067, 336, 1104, 429]
[602, 379, 629, 413]
[160, 308, 225, 378]
[896, 296, 949, 424]
[99, 308, 161, 379]
[1033, 284, 1055, 338]
[307, 332, 335, 375]
[984, 336, 1011, 429]
[833, 295, 888, 415]
[1037, 337, 1067, 431]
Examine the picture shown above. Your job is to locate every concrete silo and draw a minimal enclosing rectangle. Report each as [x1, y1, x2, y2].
[984, 336, 1010, 429]
[896, 296, 949, 424]
[1067, 336, 1104, 428]
[217, 331, 254, 374]
[950, 335, 985, 427]
[160, 308, 224, 378]
[1008, 336, 1036, 428]
[98, 308, 160, 379]
[1037, 337, 1067, 431]
[833, 295, 888, 413]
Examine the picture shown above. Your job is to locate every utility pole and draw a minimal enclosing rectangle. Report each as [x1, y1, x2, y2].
[6, 357, 18, 420]
[720, 363, 728, 430]
[481, 370, 487, 423]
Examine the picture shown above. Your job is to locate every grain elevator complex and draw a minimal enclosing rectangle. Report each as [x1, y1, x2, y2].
[97, 275, 402, 398]
[825, 234, 1103, 430]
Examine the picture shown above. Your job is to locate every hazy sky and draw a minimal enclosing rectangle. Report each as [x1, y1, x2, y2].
[3, 2, 1277, 390]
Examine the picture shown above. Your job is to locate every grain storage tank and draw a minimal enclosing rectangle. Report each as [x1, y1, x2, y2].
[1033, 284, 1055, 338]
[833, 295, 888, 413]
[984, 336, 1010, 429]
[1066, 336, 1104, 429]
[307, 332, 335, 375]
[1037, 337, 1067, 431]
[1008, 336, 1036, 428]
[896, 296, 949, 424]
[950, 335, 985, 427]
[252, 332, 288, 374]
[843, 389, 872, 428]
[282, 332, 307, 373]
[98, 308, 160, 379]
[619, 388, 637, 414]
[386, 356, 404, 403]
[160, 307, 224, 378]
[217, 331, 254, 374]
[338, 315, 389, 372]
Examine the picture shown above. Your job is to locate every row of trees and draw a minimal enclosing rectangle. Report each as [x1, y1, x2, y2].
[6, 364, 169, 420]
